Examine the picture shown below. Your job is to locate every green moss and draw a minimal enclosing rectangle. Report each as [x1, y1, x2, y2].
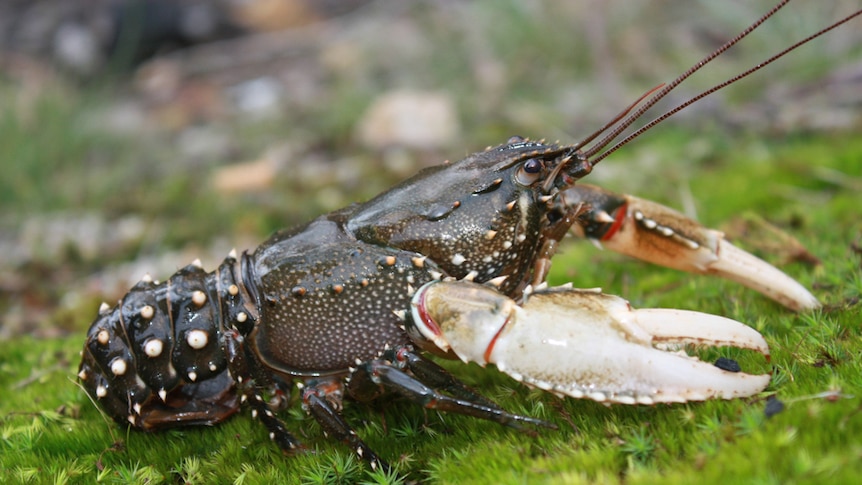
[2, 132, 860, 483]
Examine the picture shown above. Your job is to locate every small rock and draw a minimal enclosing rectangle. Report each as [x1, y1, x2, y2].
[356, 90, 459, 150]
[211, 144, 291, 193]
[714, 357, 741, 373]
[764, 396, 785, 418]
[53, 21, 102, 74]
[229, 77, 284, 117]
[178, 125, 232, 160]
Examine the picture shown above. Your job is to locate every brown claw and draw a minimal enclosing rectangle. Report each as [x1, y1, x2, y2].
[563, 184, 820, 312]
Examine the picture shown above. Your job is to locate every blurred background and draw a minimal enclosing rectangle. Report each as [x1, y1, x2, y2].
[1, 0, 860, 339]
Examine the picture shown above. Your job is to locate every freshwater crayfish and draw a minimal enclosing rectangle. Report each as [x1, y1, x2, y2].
[77, 0, 858, 471]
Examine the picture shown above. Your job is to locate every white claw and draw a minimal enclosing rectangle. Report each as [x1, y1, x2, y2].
[410, 281, 771, 404]
[632, 308, 768, 356]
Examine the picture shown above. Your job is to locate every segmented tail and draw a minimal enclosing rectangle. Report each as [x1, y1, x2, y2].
[78, 254, 256, 429]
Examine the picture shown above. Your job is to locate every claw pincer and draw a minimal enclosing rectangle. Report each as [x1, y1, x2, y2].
[409, 280, 771, 404]
[563, 184, 820, 312]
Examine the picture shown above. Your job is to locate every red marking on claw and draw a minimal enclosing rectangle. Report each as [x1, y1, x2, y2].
[415, 285, 443, 337]
[483, 314, 510, 364]
[601, 202, 628, 241]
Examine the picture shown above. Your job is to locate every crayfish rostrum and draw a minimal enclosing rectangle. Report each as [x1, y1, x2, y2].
[78, 0, 855, 471]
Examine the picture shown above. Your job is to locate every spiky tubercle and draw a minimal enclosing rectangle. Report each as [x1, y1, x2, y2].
[78, 252, 255, 430]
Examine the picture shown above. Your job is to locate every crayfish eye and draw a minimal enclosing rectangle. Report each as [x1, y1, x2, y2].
[515, 158, 544, 185]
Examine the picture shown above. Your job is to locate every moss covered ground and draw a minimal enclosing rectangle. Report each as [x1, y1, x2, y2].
[1, 2, 860, 483]
[2, 130, 860, 485]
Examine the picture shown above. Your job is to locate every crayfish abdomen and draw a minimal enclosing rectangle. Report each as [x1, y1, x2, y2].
[78, 258, 248, 430]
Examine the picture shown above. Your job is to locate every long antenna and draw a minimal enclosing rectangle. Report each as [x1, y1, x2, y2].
[589, 7, 862, 164]
[576, 0, 793, 162]
[573, 83, 666, 149]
